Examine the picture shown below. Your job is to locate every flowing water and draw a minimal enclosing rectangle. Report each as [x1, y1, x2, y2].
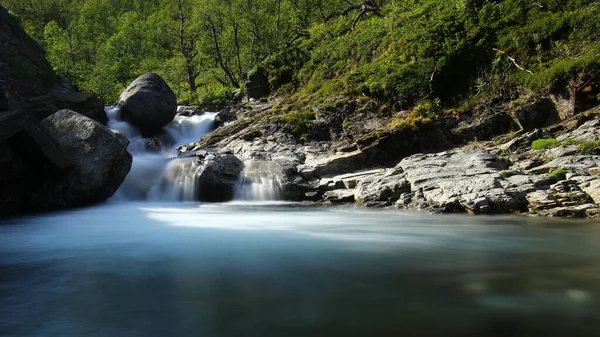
[1, 109, 600, 336]
[105, 107, 281, 201]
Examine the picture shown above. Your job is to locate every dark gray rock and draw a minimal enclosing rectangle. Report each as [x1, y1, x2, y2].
[177, 106, 204, 117]
[118, 73, 177, 136]
[49, 77, 108, 124]
[33, 109, 132, 209]
[512, 98, 559, 131]
[452, 110, 518, 142]
[214, 106, 237, 128]
[195, 153, 244, 202]
[245, 67, 270, 99]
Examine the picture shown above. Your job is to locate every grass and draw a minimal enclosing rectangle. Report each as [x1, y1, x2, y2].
[533, 138, 600, 154]
[562, 139, 600, 155]
[531, 138, 559, 150]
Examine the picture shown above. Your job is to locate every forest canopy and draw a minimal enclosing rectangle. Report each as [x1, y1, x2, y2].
[2, 0, 599, 113]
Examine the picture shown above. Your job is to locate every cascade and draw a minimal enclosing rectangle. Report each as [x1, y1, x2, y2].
[106, 106, 217, 200]
[234, 160, 283, 201]
[106, 106, 284, 202]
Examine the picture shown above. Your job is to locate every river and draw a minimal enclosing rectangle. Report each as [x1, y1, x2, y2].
[1, 109, 600, 336]
[1, 202, 600, 336]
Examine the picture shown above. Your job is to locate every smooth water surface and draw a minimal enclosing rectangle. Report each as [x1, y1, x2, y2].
[1, 203, 600, 336]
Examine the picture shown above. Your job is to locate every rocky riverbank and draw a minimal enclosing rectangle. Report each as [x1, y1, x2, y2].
[178, 96, 600, 218]
[2, 2, 599, 219]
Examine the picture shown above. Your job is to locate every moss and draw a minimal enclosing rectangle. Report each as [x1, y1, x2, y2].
[499, 171, 509, 179]
[550, 168, 569, 181]
[562, 139, 600, 155]
[277, 110, 316, 140]
[531, 138, 558, 150]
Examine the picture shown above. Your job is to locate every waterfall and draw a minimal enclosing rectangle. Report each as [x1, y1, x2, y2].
[235, 160, 283, 201]
[106, 107, 284, 202]
[106, 106, 217, 200]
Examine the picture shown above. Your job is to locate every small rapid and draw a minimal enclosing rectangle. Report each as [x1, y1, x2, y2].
[105, 106, 281, 202]
[106, 106, 217, 200]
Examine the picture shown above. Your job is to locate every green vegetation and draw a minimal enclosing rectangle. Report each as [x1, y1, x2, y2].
[563, 139, 600, 154]
[532, 137, 600, 153]
[3, 0, 599, 118]
[499, 171, 509, 179]
[532, 138, 558, 150]
[277, 110, 316, 140]
[550, 168, 569, 180]
[2, 0, 351, 103]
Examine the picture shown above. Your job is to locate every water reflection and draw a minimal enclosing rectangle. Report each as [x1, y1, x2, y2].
[1, 203, 600, 336]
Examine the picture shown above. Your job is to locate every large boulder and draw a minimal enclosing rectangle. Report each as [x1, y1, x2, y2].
[118, 73, 177, 136]
[32, 109, 132, 209]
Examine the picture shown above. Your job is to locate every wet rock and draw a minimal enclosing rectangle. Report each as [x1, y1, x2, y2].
[143, 131, 176, 152]
[194, 153, 244, 202]
[118, 73, 177, 136]
[177, 106, 204, 117]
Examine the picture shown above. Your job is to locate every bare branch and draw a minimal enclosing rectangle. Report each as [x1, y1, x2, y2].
[493, 48, 533, 75]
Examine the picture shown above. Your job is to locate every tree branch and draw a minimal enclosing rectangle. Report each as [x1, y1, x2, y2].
[493, 48, 533, 75]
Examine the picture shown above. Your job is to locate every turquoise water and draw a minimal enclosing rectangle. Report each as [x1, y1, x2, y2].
[1, 202, 600, 336]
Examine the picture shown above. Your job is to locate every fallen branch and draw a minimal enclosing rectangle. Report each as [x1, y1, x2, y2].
[493, 48, 533, 75]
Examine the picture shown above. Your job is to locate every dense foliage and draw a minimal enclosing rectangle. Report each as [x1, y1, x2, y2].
[3, 0, 599, 113]
[2, 0, 350, 105]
